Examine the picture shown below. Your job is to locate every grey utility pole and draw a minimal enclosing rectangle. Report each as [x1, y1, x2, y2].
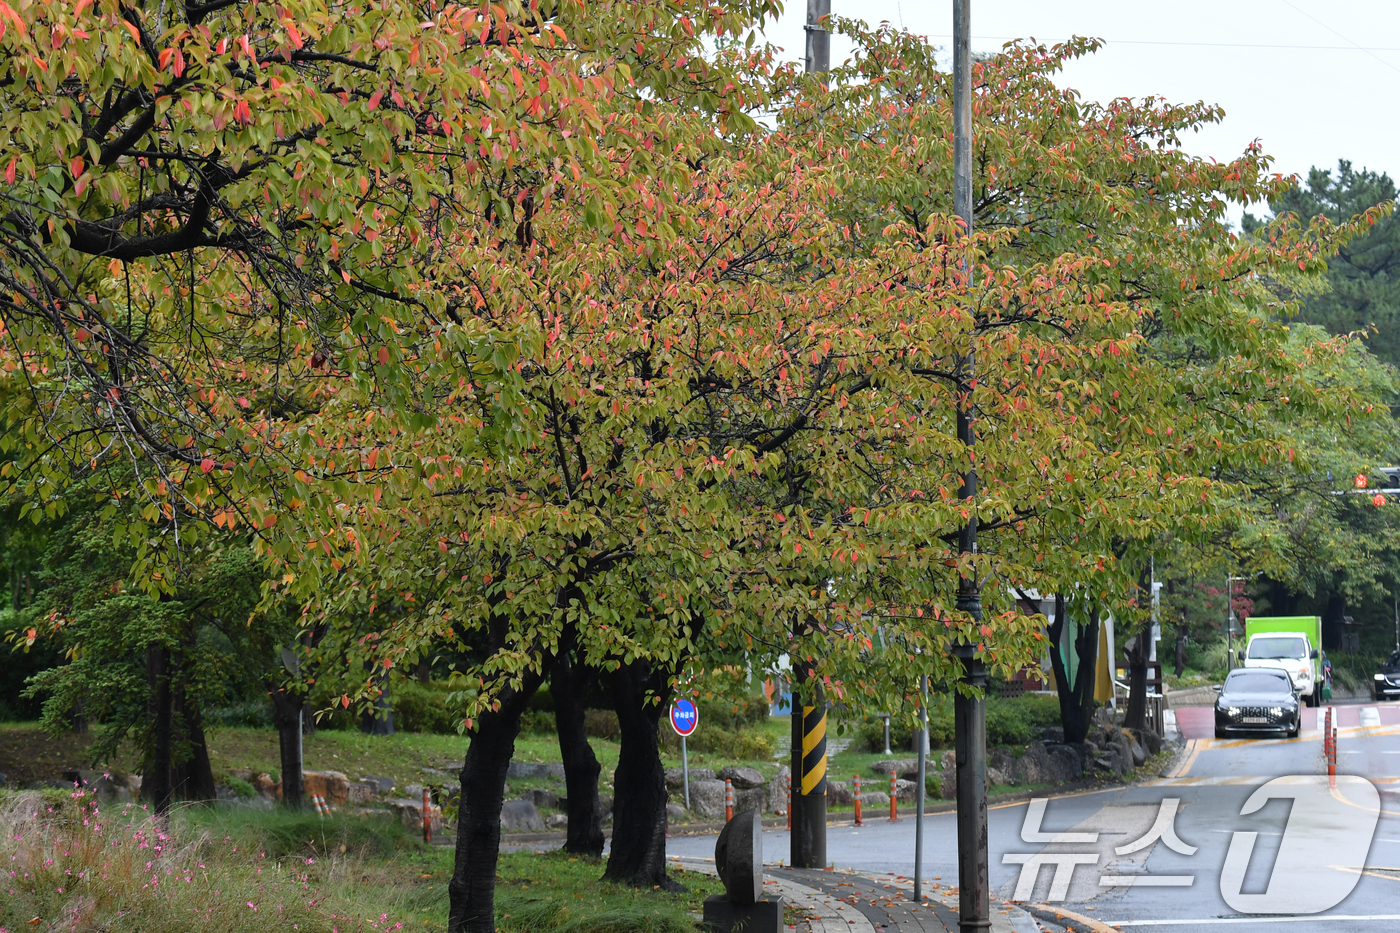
[791, 0, 832, 873]
[951, 2, 990, 932]
[805, 0, 830, 74]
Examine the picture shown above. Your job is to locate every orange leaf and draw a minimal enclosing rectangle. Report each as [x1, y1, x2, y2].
[200, 458, 215, 473]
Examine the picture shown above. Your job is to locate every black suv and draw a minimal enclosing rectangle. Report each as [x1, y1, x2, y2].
[1374, 651, 1400, 701]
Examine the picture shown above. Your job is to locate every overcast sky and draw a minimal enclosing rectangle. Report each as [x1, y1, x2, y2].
[760, 1, 1400, 217]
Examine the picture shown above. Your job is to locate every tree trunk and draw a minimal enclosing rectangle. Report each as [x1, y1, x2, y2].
[361, 670, 395, 735]
[552, 648, 604, 857]
[144, 643, 173, 814]
[603, 658, 678, 890]
[1174, 619, 1188, 678]
[170, 682, 217, 801]
[447, 671, 544, 933]
[1047, 595, 1100, 744]
[1123, 634, 1147, 732]
[269, 685, 305, 810]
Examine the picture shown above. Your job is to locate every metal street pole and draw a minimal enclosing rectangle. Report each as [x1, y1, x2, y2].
[791, 0, 833, 873]
[913, 676, 929, 902]
[805, 0, 831, 75]
[952, 2, 989, 930]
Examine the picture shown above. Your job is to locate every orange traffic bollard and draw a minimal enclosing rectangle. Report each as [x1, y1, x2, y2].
[889, 772, 899, 822]
[725, 779, 734, 822]
[785, 775, 791, 831]
[853, 775, 863, 826]
[423, 786, 433, 845]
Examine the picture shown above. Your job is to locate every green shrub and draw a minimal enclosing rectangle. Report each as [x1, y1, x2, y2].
[226, 777, 256, 799]
[206, 699, 273, 728]
[391, 680, 461, 734]
[585, 708, 620, 739]
[856, 693, 1061, 752]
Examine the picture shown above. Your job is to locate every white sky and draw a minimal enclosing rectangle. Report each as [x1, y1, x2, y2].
[760, 1, 1400, 218]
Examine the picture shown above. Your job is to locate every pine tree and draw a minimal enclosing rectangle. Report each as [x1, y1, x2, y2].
[1245, 161, 1400, 366]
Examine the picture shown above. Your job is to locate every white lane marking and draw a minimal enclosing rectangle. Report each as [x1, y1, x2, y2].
[1361, 707, 1382, 727]
[1107, 915, 1400, 927]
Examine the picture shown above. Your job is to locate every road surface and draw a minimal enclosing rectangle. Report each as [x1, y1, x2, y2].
[667, 701, 1400, 930]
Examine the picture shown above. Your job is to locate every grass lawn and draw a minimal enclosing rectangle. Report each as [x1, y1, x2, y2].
[1, 794, 720, 933]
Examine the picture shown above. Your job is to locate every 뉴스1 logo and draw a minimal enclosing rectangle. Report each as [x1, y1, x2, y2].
[1005, 775, 1379, 913]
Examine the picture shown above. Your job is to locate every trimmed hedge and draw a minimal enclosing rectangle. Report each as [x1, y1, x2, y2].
[854, 693, 1061, 751]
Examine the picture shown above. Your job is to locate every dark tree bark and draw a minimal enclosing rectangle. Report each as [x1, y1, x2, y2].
[418, 657, 431, 685]
[1123, 633, 1148, 732]
[603, 658, 679, 890]
[1174, 619, 1188, 678]
[361, 670, 395, 735]
[551, 645, 604, 857]
[446, 670, 544, 933]
[1047, 594, 1100, 744]
[269, 685, 305, 809]
[169, 673, 217, 802]
[144, 643, 173, 814]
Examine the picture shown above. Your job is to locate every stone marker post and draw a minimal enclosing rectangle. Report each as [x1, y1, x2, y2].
[702, 809, 784, 933]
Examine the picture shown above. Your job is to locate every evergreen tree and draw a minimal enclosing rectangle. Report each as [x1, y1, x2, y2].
[1244, 161, 1400, 366]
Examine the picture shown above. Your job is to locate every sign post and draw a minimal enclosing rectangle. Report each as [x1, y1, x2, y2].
[670, 699, 699, 809]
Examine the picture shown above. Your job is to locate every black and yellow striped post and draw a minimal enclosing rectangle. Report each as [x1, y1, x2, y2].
[790, 685, 827, 868]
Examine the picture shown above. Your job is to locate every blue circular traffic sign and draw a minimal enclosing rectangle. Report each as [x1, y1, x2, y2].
[670, 699, 699, 737]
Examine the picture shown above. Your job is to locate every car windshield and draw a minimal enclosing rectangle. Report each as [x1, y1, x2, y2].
[1225, 671, 1292, 694]
[1385, 652, 1400, 673]
[1248, 636, 1307, 660]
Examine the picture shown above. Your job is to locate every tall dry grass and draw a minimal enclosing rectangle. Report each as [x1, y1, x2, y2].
[0, 789, 407, 933]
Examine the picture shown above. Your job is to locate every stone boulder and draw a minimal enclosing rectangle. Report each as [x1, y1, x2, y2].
[1014, 741, 1082, 786]
[870, 758, 918, 777]
[666, 803, 686, 820]
[347, 781, 375, 805]
[61, 769, 134, 803]
[987, 768, 1007, 789]
[826, 781, 854, 806]
[359, 775, 396, 795]
[546, 813, 569, 829]
[387, 797, 445, 834]
[736, 787, 767, 816]
[665, 767, 715, 789]
[768, 766, 791, 814]
[861, 790, 890, 810]
[229, 768, 255, 783]
[506, 761, 565, 781]
[893, 779, 917, 803]
[303, 770, 351, 806]
[717, 766, 765, 790]
[522, 788, 559, 810]
[1125, 732, 1146, 767]
[599, 795, 614, 823]
[938, 751, 957, 799]
[499, 798, 545, 832]
[690, 779, 727, 820]
[1128, 727, 1162, 757]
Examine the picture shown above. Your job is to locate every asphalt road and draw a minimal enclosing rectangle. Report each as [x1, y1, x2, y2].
[666, 700, 1400, 931]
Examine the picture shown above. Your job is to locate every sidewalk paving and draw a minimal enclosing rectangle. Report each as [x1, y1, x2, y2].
[671, 855, 1039, 933]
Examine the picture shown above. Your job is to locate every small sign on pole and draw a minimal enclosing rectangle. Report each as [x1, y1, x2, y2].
[670, 699, 699, 810]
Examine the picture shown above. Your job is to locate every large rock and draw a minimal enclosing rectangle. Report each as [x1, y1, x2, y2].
[61, 769, 134, 803]
[768, 766, 791, 814]
[303, 770, 351, 806]
[386, 797, 444, 834]
[506, 761, 565, 781]
[826, 781, 854, 806]
[870, 758, 918, 777]
[599, 795, 614, 823]
[665, 767, 715, 789]
[718, 766, 765, 790]
[715, 810, 763, 904]
[1125, 732, 1146, 767]
[666, 803, 686, 820]
[546, 813, 569, 829]
[690, 780, 727, 820]
[1128, 727, 1162, 757]
[736, 787, 767, 815]
[938, 751, 957, 799]
[861, 790, 890, 810]
[1013, 741, 1082, 786]
[893, 779, 917, 803]
[522, 788, 558, 809]
[360, 774, 396, 795]
[1111, 730, 1136, 772]
[500, 798, 546, 832]
[347, 781, 375, 805]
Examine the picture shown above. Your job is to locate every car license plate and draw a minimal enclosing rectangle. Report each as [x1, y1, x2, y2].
[1242, 716, 1268, 724]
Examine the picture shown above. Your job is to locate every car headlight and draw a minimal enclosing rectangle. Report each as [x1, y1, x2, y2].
[1377, 674, 1387, 681]
[1269, 707, 1283, 717]
[1227, 707, 1241, 716]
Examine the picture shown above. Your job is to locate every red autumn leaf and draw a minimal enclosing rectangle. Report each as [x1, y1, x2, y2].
[377, 346, 389, 365]
[200, 458, 215, 473]
[368, 89, 383, 110]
